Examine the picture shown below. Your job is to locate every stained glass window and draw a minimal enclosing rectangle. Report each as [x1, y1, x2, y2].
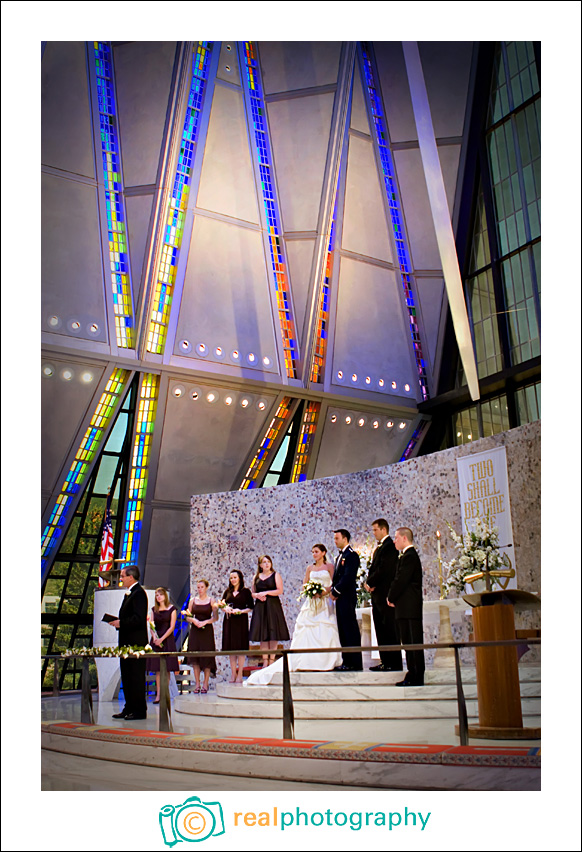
[147, 43, 214, 354]
[358, 44, 429, 401]
[310, 188, 339, 384]
[93, 42, 134, 348]
[120, 373, 160, 562]
[41, 368, 130, 569]
[241, 42, 299, 379]
[291, 401, 321, 482]
[239, 397, 294, 489]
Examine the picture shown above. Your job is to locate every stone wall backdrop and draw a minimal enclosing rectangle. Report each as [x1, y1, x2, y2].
[189, 421, 540, 678]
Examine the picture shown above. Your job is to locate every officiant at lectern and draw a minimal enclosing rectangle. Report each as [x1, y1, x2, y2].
[108, 566, 148, 720]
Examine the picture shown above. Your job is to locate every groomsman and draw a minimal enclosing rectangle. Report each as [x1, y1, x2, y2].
[365, 518, 403, 672]
[331, 529, 363, 671]
[387, 527, 425, 686]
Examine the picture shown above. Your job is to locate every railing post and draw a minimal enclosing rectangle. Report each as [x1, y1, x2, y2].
[81, 657, 94, 724]
[53, 658, 60, 697]
[453, 645, 468, 746]
[282, 651, 295, 740]
[159, 656, 173, 732]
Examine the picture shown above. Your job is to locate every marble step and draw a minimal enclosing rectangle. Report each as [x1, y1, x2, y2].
[167, 712, 542, 746]
[216, 681, 540, 701]
[174, 693, 541, 721]
[229, 665, 540, 687]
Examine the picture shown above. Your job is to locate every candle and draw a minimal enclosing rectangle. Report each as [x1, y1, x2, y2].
[436, 530, 443, 598]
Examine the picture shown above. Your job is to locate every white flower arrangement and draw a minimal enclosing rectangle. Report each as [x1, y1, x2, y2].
[442, 516, 511, 597]
[354, 539, 374, 607]
[61, 645, 155, 659]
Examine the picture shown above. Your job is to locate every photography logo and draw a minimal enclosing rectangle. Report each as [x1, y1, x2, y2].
[159, 797, 225, 845]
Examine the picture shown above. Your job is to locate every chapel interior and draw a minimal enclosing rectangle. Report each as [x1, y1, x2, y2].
[40, 39, 542, 791]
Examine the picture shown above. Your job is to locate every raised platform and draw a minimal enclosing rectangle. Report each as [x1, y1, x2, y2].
[173, 665, 541, 741]
[41, 664, 541, 791]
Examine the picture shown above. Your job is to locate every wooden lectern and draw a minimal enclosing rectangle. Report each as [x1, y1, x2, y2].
[461, 589, 540, 739]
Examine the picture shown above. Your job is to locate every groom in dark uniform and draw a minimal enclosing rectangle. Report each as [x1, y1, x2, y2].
[110, 565, 149, 719]
[331, 529, 363, 671]
[365, 518, 403, 672]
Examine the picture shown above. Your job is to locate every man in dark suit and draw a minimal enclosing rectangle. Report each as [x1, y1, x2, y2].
[365, 518, 403, 672]
[387, 527, 425, 686]
[331, 529, 363, 671]
[109, 565, 149, 719]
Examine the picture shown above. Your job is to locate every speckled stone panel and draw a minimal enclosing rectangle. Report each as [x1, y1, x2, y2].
[191, 422, 540, 677]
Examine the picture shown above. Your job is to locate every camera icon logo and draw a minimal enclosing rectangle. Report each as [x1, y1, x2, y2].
[159, 796, 225, 845]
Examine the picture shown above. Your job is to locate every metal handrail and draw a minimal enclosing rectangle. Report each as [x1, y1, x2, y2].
[42, 637, 540, 744]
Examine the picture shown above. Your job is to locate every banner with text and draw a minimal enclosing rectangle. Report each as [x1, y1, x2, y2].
[456, 446, 515, 587]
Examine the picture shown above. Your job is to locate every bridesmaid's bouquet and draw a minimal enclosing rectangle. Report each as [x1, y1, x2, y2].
[148, 619, 163, 648]
[298, 579, 325, 601]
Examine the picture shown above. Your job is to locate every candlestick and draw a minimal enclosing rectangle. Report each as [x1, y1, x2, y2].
[436, 530, 443, 599]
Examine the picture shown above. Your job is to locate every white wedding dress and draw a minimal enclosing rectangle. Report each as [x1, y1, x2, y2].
[245, 569, 342, 687]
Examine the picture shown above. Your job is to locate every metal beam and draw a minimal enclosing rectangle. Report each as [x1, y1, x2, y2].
[402, 42, 480, 401]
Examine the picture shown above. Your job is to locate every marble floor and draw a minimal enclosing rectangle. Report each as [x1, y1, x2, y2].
[42, 750, 375, 791]
[41, 685, 541, 792]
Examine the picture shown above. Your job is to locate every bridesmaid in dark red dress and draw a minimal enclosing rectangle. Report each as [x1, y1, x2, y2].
[185, 579, 218, 693]
[249, 555, 290, 666]
[221, 569, 254, 683]
[148, 587, 179, 703]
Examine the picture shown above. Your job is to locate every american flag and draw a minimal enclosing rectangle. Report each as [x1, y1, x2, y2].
[99, 494, 114, 587]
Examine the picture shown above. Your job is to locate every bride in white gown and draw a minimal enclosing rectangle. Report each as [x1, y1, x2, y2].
[245, 544, 341, 686]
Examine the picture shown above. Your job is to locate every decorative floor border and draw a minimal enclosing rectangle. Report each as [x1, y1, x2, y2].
[42, 721, 541, 768]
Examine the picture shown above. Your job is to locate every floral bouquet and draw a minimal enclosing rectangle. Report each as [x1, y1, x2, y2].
[148, 619, 163, 648]
[216, 599, 227, 610]
[298, 579, 325, 601]
[442, 516, 511, 597]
